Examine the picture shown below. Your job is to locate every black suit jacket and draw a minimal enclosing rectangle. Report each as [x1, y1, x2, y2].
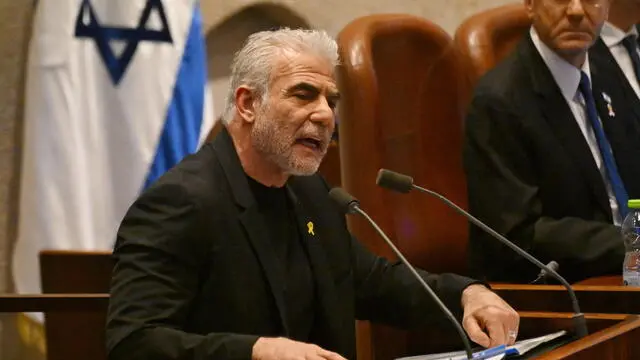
[464, 35, 640, 284]
[106, 128, 477, 360]
[591, 37, 640, 129]
[591, 37, 640, 201]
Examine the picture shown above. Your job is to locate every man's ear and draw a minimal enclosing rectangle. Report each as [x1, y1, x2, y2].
[235, 86, 259, 124]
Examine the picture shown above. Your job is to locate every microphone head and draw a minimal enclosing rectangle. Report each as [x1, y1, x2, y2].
[548, 261, 560, 272]
[329, 187, 360, 214]
[376, 169, 414, 193]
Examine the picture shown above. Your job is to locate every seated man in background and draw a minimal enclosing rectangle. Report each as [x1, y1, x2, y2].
[106, 28, 519, 360]
[464, 0, 640, 283]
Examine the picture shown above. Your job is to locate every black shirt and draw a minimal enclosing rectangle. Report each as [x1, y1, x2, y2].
[246, 175, 315, 342]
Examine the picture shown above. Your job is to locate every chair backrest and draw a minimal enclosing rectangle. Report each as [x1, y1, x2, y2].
[39, 250, 113, 360]
[338, 13, 470, 278]
[454, 3, 530, 85]
[337, 14, 471, 359]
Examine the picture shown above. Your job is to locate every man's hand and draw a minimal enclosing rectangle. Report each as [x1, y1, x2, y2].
[461, 284, 520, 348]
[252, 337, 347, 360]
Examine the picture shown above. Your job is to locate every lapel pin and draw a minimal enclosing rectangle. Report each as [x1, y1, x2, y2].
[602, 92, 615, 117]
[307, 221, 315, 236]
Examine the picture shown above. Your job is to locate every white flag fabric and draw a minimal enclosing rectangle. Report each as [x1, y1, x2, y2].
[13, 0, 213, 299]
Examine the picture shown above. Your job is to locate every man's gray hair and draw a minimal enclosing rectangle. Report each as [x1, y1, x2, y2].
[221, 28, 339, 124]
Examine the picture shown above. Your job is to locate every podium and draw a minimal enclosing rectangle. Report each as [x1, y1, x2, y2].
[357, 279, 640, 359]
[1, 297, 639, 360]
[10, 252, 640, 360]
[0, 294, 109, 360]
[532, 314, 640, 359]
[357, 313, 640, 360]
[492, 283, 640, 314]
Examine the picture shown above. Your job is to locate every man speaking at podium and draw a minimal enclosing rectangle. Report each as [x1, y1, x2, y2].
[105, 28, 519, 360]
[465, 0, 640, 283]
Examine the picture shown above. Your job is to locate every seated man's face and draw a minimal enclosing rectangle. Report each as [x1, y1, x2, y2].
[527, 0, 610, 57]
[250, 51, 339, 176]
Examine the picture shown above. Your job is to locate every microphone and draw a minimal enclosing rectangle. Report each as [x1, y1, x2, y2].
[375, 169, 588, 338]
[329, 187, 474, 360]
[531, 261, 560, 285]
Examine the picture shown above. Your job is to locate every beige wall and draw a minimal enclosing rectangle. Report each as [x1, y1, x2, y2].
[204, 0, 517, 119]
[0, 0, 33, 358]
[0, 0, 516, 357]
[202, 0, 517, 36]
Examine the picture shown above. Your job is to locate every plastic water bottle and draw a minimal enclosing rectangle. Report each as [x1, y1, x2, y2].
[622, 200, 640, 286]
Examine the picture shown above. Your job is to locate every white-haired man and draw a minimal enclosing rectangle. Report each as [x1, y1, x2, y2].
[106, 28, 519, 360]
[465, 0, 640, 284]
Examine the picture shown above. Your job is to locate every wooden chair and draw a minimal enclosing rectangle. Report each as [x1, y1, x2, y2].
[338, 12, 471, 293]
[454, 3, 530, 86]
[337, 14, 472, 360]
[39, 250, 113, 360]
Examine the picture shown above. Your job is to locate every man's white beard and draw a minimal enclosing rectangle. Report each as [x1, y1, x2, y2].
[250, 116, 323, 176]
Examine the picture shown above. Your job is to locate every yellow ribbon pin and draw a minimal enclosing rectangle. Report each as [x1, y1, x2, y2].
[307, 221, 315, 236]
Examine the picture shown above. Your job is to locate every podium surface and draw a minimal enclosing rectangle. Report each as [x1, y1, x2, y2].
[359, 312, 639, 360]
[536, 315, 640, 359]
[492, 283, 640, 314]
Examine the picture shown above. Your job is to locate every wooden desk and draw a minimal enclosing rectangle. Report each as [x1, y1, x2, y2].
[517, 311, 627, 336]
[358, 312, 636, 360]
[0, 294, 109, 360]
[575, 276, 622, 286]
[539, 315, 640, 359]
[492, 284, 640, 314]
[2, 295, 638, 359]
[0, 294, 108, 313]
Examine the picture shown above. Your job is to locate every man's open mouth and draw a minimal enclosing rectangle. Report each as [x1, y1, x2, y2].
[296, 137, 323, 150]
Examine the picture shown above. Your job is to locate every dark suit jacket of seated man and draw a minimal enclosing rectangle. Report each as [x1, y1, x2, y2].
[592, 0, 640, 130]
[105, 29, 518, 360]
[464, 0, 640, 284]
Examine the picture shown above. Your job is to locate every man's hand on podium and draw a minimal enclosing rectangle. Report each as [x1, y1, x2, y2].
[461, 284, 520, 348]
[252, 337, 347, 360]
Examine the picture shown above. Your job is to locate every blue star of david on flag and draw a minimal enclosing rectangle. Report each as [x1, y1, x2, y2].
[74, 0, 173, 85]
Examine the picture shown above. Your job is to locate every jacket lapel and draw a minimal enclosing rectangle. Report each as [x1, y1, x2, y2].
[592, 55, 640, 198]
[238, 207, 289, 335]
[539, 95, 611, 215]
[285, 183, 346, 350]
[591, 39, 640, 121]
[212, 128, 289, 335]
[521, 37, 611, 216]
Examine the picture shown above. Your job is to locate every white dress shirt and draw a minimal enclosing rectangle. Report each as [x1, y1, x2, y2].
[530, 28, 622, 225]
[600, 22, 640, 100]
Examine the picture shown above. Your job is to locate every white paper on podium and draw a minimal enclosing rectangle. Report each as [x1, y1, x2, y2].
[395, 330, 567, 360]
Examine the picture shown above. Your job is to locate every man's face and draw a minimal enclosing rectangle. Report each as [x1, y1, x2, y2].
[526, 0, 610, 58]
[250, 51, 339, 176]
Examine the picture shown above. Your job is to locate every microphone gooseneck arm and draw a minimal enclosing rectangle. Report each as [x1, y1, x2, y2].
[411, 183, 587, 338]
[353, 206, 474, 359]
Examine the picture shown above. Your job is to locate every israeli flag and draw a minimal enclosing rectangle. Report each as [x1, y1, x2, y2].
[12, 0, 214, 299]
